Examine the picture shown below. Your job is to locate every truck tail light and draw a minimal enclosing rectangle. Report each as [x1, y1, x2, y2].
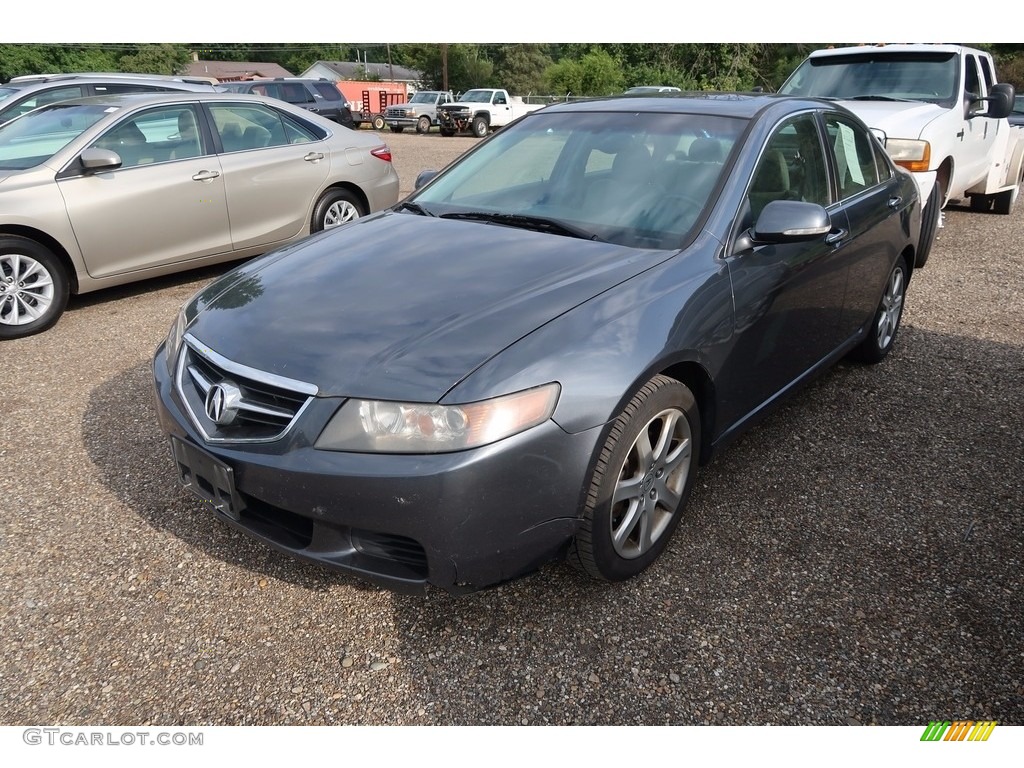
[370, 146, 393, 163]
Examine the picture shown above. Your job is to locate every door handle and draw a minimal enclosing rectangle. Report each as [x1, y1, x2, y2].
[191, 170, 220, 182]
[304, 152, 325, 162]
[888, 196, 902, 209]
[825, 228, 847, 246]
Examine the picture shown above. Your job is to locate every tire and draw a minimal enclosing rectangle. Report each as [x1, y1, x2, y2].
[848, 258, 907, 364]
[389, 125, 404, 133]
[416, 115, 432, 134]
[0, 236, 70, 340]
[568, 375, 700, 582]
[992, 185, 1018, 215]
[471, 115, 489, 138]
[915, 185, 941, 268]
[311, 188, 365, 232]
[371, 114, 386, 131]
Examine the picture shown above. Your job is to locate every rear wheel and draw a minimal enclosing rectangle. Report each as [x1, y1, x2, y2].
[915, 186, 941, 267]
[416, 115, 432, 134]
[568, 375, 700, 582]
[311, 188, 365, 232]
[848, 259, 907, 364]
[371, 114, 386, 131]
[0, 236, 69, 340]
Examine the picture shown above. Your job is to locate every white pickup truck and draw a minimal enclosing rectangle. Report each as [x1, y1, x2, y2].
[779, 44, 1024, 266]
[437, 88, 545, 138]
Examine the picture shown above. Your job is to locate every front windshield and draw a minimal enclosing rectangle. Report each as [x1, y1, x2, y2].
[411, 109, 745, 250]
[409, 92, 437, 103]
[459, 90, 494, 103]
[779, 52, 959, 105]
[0, 103, 111, 170]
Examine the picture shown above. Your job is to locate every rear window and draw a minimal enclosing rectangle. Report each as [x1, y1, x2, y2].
[313, 83, 341, 101]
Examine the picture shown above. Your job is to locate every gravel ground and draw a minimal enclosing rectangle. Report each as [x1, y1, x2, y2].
[0, 131, 1021, 727]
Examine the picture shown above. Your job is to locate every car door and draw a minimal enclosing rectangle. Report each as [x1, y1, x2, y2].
[718, 111, 850, 428]
[959, 53, 998, 190]
[822, 112, 907, 338]
[204, 101, 330, 250]
[57, 104, 231, 279]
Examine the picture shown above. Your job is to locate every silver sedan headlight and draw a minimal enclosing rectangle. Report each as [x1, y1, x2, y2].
[316, 383, 560, 453]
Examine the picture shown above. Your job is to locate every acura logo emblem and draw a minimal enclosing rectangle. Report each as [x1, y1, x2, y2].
[205, 382, 242, 426]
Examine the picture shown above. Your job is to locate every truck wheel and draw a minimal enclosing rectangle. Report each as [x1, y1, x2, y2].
[416, 116, 432, 134]
[0, 236, 70, 339]
[389, 125, 404, 133]
[915, 186, 941, 268]
[371, 114, 386, 131]
[992, 185, 1018, 215]
[471, 115, 489, 138]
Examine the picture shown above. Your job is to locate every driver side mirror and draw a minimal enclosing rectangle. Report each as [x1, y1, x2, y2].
[414, 170, 439, 190]
[79, 147, 123, 173]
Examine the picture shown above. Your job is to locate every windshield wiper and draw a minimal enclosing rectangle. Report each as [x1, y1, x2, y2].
[396, 200, 435, 217]
[846, 94, 918, 102]
[440, 211, 601, 241]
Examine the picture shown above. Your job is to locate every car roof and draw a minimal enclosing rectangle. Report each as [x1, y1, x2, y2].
[540, 92, 830, 120]
[2, 76, 216, 93]
[806, 43, 983, 59]
[42, 91, 282, 109]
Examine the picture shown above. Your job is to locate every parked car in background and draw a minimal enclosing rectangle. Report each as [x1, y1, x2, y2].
[0, 91, 398, 339]
[152, 93, 921, 595]
[0, 73, 216, 125]
[1010, 94, 1024, 127]
[216, 79, 356, 129]
[625, 86, 682, 94]
[385, 90, 455, 133]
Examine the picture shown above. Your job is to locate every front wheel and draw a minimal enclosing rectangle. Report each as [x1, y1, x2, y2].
[371, 114, 386, 131]
[416, 116, 432, 134]
[311, 188, 365, 232]
[848, 259, 907, 364]
[916, 186, 941, 268]
[471, 115, 489, 138]
[389, 125, 404, 133]
[568, 375, 700, 582]
[0, 236, 70, 340]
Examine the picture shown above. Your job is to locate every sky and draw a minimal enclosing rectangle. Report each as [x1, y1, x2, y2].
[5, 3, 1019, 45]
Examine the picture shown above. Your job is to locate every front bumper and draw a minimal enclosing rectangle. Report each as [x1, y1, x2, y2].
[153, 343, 601, 594]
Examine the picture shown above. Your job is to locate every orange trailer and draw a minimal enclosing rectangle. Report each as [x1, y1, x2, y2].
[334, 80, 408, 130]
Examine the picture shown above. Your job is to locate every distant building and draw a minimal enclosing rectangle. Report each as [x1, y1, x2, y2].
[185, 54, 292, 82]
[300, 60, 422, 93]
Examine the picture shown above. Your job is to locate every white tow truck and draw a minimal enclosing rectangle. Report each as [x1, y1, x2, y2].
[437, 89, 545, 138]
[779, 44, 1024, 266]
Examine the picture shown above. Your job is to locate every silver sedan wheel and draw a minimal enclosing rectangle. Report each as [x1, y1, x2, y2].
[323, 199, 360, 228]
[0, 252, 55, 327]
[876, 265, 905, 350]
[610, 406, 693, 559]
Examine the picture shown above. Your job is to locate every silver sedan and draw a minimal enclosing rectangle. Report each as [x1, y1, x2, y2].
[0, 91, 399, 339]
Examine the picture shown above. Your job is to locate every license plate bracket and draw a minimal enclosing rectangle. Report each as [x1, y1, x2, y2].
[170, 436, 244, 521]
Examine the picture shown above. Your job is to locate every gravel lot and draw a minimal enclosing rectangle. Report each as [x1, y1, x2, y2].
[1, 130, 1021, 727]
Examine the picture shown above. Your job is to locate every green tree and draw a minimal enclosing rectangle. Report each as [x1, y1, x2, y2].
[118, 44, 192, 75]
[544, 48, 623, 97]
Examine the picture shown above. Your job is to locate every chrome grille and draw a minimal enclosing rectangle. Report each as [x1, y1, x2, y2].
[175, 334, 317, 443]
[385, 107, 407, 118]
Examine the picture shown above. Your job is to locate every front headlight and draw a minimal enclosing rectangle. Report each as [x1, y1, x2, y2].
[884, 139, 931, 173]
[315, 383, 560, 453]
[163, 308, 187, 374]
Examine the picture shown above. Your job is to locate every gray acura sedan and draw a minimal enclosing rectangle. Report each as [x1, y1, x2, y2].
[153, 94, 921, 594]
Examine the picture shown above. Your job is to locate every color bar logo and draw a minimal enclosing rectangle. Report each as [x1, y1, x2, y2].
[921, 720, 997, 741]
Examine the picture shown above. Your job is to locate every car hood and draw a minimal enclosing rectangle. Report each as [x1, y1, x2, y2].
[186, 212, 671, 401]
[831, 100, 946, 141]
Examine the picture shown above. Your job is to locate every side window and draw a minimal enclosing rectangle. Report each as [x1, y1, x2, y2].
[209, 103, 314, 151]
[94, 84, 163, 95]
[91, 105, 204, 167]
[313, 83, 341, 101]
[980, 57, 996, 93]
[824, 114, 881, 200]
[964, 54, 982, 97]
[11, 85, 84, 118]
[278, 83, 311, 105]
[747, 113, 829, 221]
